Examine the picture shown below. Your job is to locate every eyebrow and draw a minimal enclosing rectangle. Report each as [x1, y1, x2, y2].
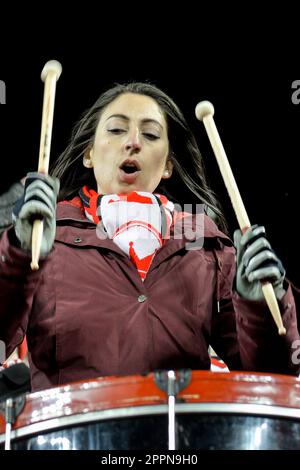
[106, 114, 163, 129]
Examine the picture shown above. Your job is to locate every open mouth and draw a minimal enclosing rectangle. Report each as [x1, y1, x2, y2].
[119, 160, 141, 174]
[119, 160, 141, 184]
[121, 164, 138, 174]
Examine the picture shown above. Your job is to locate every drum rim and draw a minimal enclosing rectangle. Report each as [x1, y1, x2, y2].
[1, 402, 300, 444]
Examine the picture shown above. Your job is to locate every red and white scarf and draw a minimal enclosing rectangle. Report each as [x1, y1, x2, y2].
[79, 186, 174, 281]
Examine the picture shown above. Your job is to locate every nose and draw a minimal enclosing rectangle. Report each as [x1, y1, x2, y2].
[124, 127, 141, 154]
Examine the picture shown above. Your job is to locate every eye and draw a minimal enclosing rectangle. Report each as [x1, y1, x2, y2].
[108, 128, 126, 134]
[143, 133, 159, 141]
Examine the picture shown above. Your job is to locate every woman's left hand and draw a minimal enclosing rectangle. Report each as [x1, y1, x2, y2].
[234, 225, 286, 301]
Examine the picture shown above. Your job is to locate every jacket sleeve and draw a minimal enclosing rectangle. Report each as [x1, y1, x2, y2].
[233, 285, 300, 375]
[210, 242, 300, 375]
[0, 227, 47, 359]
[0, 182, 24, 234]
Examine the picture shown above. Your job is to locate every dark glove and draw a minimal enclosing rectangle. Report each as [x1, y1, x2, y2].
[12, 172, 60, 257]
[234, 225, 286, 301]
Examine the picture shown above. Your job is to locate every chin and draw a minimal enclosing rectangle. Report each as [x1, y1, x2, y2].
[116, 184, 141, 194]
[115, 182, 153, 195]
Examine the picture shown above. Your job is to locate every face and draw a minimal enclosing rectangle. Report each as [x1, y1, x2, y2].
[84, 93, 173, 194]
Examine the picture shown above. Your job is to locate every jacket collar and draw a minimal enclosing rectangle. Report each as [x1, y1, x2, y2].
[55, 198, 233, 264]
[57, 197, 231, 237]
[56, 197, 89, 223]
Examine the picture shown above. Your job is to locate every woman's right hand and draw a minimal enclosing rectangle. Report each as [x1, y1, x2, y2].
[12, 172, 60, 257]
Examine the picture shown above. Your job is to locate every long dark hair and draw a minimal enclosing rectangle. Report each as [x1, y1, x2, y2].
[51, 82, 227, 232]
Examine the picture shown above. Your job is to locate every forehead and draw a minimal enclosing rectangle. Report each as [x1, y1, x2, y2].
[100, 93, 166, 125]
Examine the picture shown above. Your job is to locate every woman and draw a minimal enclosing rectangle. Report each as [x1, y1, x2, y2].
[0, 82, 299, 392]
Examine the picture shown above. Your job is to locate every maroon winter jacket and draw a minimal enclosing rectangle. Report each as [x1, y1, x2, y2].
[0, 198, 299, 391]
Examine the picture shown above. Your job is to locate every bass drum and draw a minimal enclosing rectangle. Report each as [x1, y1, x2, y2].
[1, 370, 300, 450]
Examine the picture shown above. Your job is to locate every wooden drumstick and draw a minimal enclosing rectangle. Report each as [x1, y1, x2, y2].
[30, 60, 62, 271]
[195, 101, 286, 335]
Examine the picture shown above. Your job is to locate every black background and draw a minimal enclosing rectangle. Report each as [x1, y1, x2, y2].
[0, 13, 299, 286]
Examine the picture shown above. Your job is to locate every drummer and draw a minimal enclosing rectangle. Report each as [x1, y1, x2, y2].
[0, 82, 299, 391]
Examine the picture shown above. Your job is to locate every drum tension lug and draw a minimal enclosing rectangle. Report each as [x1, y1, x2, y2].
[0, 394, 27, 424]
[154, 369, 192, 396]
